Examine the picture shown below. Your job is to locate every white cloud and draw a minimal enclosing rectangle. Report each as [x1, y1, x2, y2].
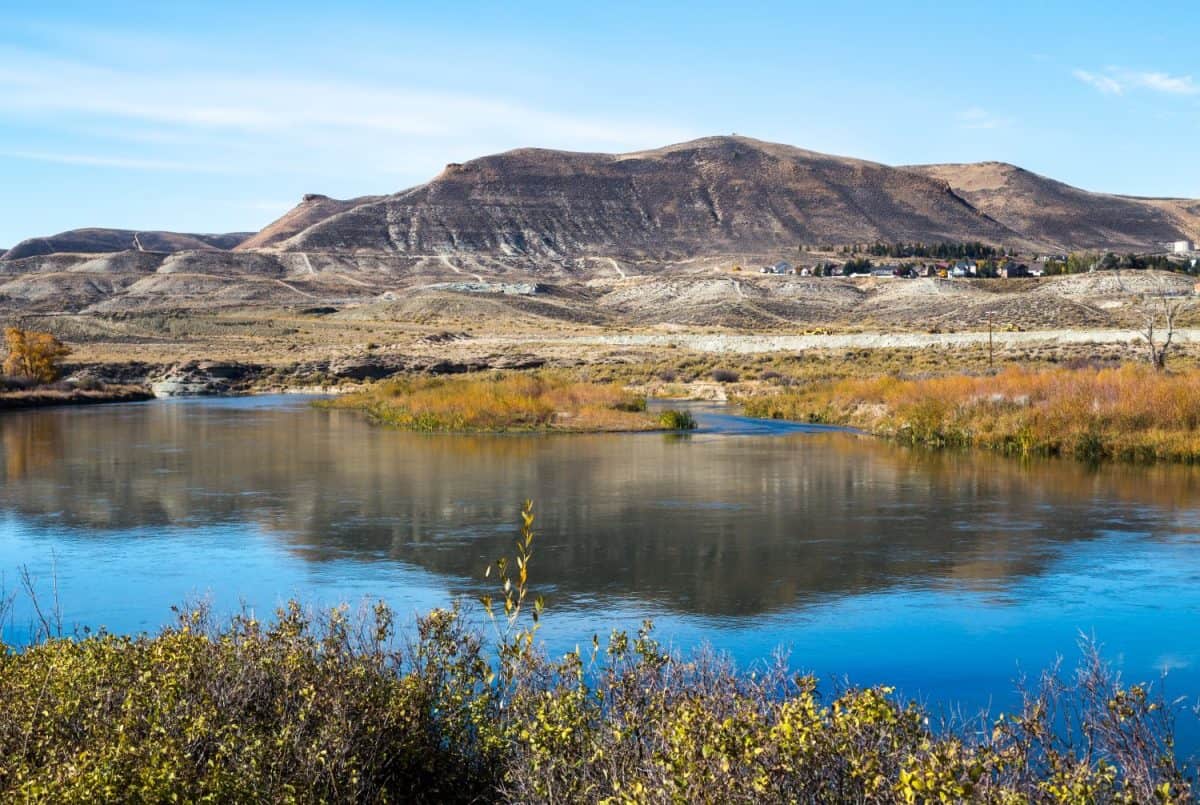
[0, 47, 697, 192]
[1134, 71, 1198, 95]
[957, 107, 1009, 130]
[0, 49, 690, 152]
[1073, 69, 1123, 95]
[1073, 67, 1197, 96]
[0, 149, 229, 172]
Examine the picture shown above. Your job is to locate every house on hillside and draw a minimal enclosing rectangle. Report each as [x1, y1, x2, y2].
[998, 263, 1030, 278]
[949, 261, 975, 278]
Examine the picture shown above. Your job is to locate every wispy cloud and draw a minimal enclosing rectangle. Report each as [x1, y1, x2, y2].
[0, 49, 691, 164]
[1073, 67, 1198, 96]
[0, 149, 230, 172]
[1073, 69, 1124, 95]
[1135, 71, 1198, 95]
[0, 47, 697, 195]
[957, 107, 1010, 130]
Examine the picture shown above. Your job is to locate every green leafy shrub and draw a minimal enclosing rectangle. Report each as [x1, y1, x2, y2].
[658, 409, 698, 430]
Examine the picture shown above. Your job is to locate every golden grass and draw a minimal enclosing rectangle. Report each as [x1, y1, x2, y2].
[741, 364, 1200, 463]
[0, 385, 152, 410]
[322, 371, 673, 432]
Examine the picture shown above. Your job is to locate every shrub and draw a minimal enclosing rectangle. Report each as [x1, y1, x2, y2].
[2, 327, 70, 385]
[658, 409, 698, 430]
[741, 364, 1200, 464]
[322, 372, 661, 433]
[0, 504, 1193, 802]
[711, 369, 740, 383]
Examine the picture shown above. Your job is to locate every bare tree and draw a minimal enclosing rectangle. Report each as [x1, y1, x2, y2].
[1136, 273, 1193, 370]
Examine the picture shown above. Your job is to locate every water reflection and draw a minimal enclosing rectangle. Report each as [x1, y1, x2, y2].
[2, 397, 1198, 616]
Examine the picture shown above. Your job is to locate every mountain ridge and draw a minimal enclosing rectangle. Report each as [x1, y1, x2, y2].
[260, 135, 1033, 258]
[905, 160, 1200, 251]
[4, 137, 1197, 267]
[2, 228, 253, 262]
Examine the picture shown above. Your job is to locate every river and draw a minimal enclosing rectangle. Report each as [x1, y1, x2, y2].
[1, 395, 1197, 750]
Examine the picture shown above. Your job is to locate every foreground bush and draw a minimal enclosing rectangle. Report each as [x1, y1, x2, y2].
[742, 364, 1200, 463]
[1, 611, 1193, 802]
[0, 505, 1194, 802]
[322, 371, 686, 433]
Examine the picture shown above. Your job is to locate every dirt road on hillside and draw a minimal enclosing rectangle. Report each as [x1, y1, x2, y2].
[529, 329, 1200, 354]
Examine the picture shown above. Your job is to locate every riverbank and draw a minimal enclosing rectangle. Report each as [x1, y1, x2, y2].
[741, 364, 1200, 463]
[0, 599, 1189, 802]
[321, 372, 696, 432]
[0, 385, 153, 410]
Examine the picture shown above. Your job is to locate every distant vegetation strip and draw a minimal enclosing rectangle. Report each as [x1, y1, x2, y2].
[0, 385, 152, 410]
[742, 364, 1200, 463]
[321, 371, 696, 432]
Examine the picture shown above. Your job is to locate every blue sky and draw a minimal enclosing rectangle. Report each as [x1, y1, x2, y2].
[1, 0, 1197, 246]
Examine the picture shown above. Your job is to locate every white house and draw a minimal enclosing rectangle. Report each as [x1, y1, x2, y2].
[949, 261, 975, 278]
[1173, 240, 1194, 254]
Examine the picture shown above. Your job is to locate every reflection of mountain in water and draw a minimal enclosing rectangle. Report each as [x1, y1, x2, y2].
[2, 398, 1198, 617]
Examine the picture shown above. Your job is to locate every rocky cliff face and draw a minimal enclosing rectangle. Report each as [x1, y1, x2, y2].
[235, 194, 382, 251]
[270, 136, 1030, 258]
[2, 136, 1197, 318]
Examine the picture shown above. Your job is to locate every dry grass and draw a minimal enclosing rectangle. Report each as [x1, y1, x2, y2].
[0, 385, 152, 410]
[323, 371, 673, 432]
[742, 364, 1200, 463]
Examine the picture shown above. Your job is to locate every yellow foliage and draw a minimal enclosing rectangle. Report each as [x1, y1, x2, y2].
[323, 371, 684, 432]
[3, 327, 70, 384]
[743, 364, 1200, 463]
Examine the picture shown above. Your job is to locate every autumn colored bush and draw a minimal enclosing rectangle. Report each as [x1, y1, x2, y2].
[321, 371, 693, 432]
[2, 327, 70, 385]
[742, 364, 1200, 463]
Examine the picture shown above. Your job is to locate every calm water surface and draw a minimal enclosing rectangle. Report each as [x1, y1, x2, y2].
[2, 396, 1198, 748]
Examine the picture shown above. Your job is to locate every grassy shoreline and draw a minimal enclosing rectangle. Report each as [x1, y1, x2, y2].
[321, 371, 696, 433]
[741, 364, 1200, 463]
[0, 385, 153, 411]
